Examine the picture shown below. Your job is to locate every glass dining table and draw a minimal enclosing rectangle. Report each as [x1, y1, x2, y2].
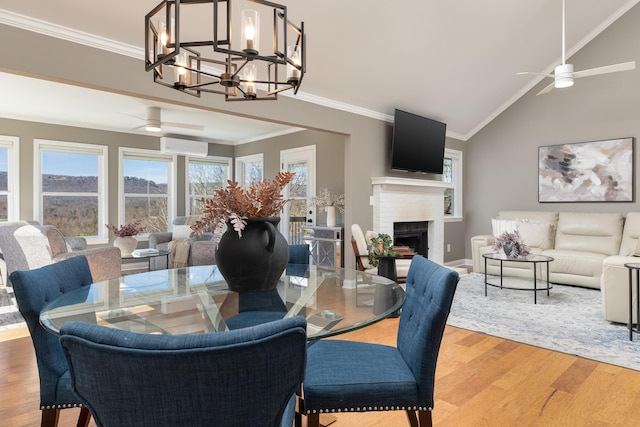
[39, 264, 405, 340]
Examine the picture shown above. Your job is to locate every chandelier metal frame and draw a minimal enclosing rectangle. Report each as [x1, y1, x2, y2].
[145, 0, 306, 101]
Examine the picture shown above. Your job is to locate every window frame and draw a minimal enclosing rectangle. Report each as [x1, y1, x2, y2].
[0, 136, 19, 221]
[185, 155, 232, 215]
[443, 148, 463, 222]
[235, 153, 264, 186]
[119, 147, 177, 239]
[34, 139, 108, 242]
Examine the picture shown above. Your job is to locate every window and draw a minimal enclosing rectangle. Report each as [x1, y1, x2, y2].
[0, 136, 19, 221]
[443, 148, 463, 220]
[35, 140, 107, 240]
[187, 156, 232, 215]
[235, 153, 263, 186]
[120, 148, 176, 235]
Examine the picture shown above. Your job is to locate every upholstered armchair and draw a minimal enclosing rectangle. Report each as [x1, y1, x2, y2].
[148, 216, 216, 267]
[0, 223, 121, 286]
[351, 224, 412, 281]
[60, 317, 307, 427]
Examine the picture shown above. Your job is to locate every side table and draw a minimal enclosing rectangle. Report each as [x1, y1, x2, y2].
[121, 249, 170, 271]
[624, 263, 640, 341]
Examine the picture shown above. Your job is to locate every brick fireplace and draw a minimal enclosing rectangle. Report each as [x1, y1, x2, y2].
[370, 177, 446, 264]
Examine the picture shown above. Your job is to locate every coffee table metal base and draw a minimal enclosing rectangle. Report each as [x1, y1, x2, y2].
[483, 254, 553, 304]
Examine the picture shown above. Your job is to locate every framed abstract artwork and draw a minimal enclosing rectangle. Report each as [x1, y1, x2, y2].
[538, 137, 634, 202]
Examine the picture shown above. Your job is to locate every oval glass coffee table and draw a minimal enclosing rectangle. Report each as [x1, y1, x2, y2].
[39, 264, 405, 341]
[482, 253, 554, 304]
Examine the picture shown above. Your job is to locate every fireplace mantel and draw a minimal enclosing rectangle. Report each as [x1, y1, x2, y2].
[370, 177, 445, 264]
[371, 176, 449, 189]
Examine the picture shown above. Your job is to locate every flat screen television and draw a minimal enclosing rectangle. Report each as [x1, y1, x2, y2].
[391, 109, 447, 174]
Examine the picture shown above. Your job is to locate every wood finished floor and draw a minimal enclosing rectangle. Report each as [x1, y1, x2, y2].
[3, 319, 640, 426]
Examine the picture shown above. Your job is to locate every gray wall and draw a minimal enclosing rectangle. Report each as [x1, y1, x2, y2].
[464, 3, 640, 259]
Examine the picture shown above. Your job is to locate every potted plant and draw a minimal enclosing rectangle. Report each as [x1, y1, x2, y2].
[368, 233, 400, 267]
[106, 219, 146, 256]
[311, 188, 345, 227]
[493, 230, 530, 258]
[191, 172, 296, 292]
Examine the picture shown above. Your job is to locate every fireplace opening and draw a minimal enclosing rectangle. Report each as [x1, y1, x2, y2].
[393, 221, 429, 258]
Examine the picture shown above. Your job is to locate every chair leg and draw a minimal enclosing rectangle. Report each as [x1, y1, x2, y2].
[406, 410, 419, 427]
[77, 407, 92, 427]
[307, 413, 320, 427]
[41, 408, 60, 427]
[418, 409, 433, 427]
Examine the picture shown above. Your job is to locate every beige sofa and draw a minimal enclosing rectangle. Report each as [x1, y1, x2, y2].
[471, 211, 640, 323]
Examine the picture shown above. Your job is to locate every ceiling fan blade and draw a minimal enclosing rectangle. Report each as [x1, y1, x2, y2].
[161, 121, 205, 131]
[536, 81, 556, 96]
[573, 61, 636, 78]
[517, 71, 554, 78]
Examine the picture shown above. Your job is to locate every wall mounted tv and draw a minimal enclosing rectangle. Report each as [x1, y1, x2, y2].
[391, 109, 447, 174]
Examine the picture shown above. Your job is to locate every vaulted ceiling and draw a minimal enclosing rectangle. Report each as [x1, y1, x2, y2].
[0, 0, 638, 142]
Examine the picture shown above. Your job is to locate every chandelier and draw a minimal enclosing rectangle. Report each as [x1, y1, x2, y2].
[145, 0, 306, 101]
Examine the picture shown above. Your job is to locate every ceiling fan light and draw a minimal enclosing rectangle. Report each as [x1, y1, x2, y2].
[554, 63, 574, 89]
[145, 123, 162, 132]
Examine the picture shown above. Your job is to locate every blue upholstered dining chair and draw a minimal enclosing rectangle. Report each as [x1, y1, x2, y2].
[60, 316, 308, 427]
[9, 256, 94, 427]
[297, 255, 459, 427]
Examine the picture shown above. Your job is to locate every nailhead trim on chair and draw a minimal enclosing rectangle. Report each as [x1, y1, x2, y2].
[40, 403, 84, 409]
[306, 406, 432, 414]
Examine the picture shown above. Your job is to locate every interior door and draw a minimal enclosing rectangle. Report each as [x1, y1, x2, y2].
[280, 146, 316, 244]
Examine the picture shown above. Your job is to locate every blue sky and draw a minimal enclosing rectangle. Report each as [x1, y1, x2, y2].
[41, 152, 168, 184]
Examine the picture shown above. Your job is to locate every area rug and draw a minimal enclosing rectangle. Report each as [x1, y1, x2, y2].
[448, 273, 640, 371]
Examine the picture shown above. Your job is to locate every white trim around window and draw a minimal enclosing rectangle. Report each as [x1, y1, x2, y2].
[185, 155, 232, 216]
[235, 153, 264, 186]
[443, 148, 463, 222]
[119, 147, 177, 238]
[0, 136, 19, 221]
[34, 139, 108, 242]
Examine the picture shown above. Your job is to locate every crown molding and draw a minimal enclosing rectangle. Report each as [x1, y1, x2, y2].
[0, 9, 142, 59]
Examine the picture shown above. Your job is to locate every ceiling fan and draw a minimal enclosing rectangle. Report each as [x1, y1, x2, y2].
[518, 0, 636, 96]
[131, 107, 205, 132]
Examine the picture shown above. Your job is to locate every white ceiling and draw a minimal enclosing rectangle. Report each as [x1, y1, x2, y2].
[0, 0, 638, 142]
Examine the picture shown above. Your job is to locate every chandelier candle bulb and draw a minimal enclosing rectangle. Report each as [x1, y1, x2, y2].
[244, 64, 257, 98]
[287, 46, 300, 82]
[242, 10, 259, 54]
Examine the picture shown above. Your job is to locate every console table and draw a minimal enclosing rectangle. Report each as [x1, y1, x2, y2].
[302, 226, 343, 267]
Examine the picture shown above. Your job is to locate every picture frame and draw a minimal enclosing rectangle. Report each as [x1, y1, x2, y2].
[538, 137, 634, 202]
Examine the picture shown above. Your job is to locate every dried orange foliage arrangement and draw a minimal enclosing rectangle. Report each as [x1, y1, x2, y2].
[191, 171, 295, 238]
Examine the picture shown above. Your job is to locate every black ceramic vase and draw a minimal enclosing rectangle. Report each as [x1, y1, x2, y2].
[215, 217, 290, 292]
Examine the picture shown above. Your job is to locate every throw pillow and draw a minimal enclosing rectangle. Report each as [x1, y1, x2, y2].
[491, 218, 520, 239]
[172, 224, 193, 240]
[517, 221, 555, 249]
[632, 238, 640, 256]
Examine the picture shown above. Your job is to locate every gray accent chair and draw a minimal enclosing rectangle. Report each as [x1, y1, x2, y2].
[0, 222, 121, 286]
[148, 216, 217, 267]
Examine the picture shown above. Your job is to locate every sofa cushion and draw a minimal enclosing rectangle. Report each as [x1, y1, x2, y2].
[554, 212, 623, 256]
[620, 212, 640, 256]
[517, 221, 555, 249]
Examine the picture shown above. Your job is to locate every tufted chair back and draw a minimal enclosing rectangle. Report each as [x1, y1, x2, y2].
[10, 256, 94, 427]
[397, 255, 460, 408]
[60, 316, 307, 427]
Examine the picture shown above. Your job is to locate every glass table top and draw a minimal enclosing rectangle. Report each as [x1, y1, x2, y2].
[40, 264, 405, 340]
